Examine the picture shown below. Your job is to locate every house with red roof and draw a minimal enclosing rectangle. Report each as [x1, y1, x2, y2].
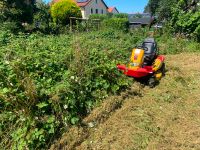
[76, 0, 109, 19]
[52, 0, 119, 19]
[108, 7, 119, 14]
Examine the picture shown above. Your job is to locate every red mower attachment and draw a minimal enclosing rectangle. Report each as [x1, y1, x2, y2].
[117, 64, 153, 78]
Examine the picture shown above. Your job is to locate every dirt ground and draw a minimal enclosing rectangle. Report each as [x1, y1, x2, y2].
[50, 53, 200, 150]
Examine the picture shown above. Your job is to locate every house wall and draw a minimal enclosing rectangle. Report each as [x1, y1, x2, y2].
[80, 7, 86, 19]
[82, 0, 108, 19]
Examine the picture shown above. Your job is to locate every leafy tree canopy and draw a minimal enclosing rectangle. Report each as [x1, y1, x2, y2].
[50, 0, 82, 25]
[0, 0, 35, 24]
[145, 0, 200, 41]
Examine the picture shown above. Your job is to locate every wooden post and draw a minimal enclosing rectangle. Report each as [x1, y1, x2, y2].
[97, 20, 99, 30]
[69, 17, 100, 32]
[76, 20, 78, 32]
[70, 17, 72, 32]
[86, 19, 88, 32]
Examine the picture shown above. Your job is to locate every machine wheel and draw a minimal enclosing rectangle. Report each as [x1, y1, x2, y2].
[148, 77, 156, 88]
[161, 63, 166, 76]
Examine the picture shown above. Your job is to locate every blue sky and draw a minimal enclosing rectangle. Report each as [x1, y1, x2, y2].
[104, 0, 148, 13]
[44, 0, 148, 13]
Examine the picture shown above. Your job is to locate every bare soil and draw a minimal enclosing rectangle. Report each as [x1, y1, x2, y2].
[50, 53, 200, 150]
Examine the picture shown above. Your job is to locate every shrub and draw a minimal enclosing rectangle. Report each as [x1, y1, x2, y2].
[156, 34, 200, 54]
[194, 24, 200, 42]
[33, 1, 51, 33]
[102, 18, 129, 31]
[50, 0, 82, 25]
[0, 22, 22, 33]
[113, 13, 128, 19]
[89, 14, 109, 20]
[1, 0, 35, 30]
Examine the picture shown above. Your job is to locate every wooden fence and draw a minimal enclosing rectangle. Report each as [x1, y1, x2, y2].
[69, 17, 101, 32]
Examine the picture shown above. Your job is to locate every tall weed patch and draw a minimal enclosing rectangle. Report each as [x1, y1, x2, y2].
[156, 34, 200, 54]
[0, 30, 141, 149]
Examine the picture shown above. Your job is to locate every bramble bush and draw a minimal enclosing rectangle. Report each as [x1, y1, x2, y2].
[0, 29, 144, 149]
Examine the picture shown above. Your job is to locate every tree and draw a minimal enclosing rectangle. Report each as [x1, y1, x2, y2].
[50, 0, 82, 25]
[0, 0, 35, 24]
[34, 0, 51, 31]
[157, 0, 176, 21]
[144, 0, 161, 15]
[145, 0, 200, 41]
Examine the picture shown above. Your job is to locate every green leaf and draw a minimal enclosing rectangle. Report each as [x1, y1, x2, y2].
[111, 85, 120, 92]
[47, 116, 55, 123]
[36, 102, 48, 109]
[2, 88, 9, 94]
[70, 117, 79, 125]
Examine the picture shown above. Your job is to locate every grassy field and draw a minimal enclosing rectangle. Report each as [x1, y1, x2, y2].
[51, 53, 200, 150]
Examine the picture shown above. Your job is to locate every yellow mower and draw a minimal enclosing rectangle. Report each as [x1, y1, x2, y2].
[117, 38, 165, 87]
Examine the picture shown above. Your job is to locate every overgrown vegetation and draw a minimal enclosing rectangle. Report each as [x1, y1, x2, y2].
[102, 18, 129, 31]
[0, 0, 199, 149]
[0, 0, 35, 32]
[33, 0, 51, 33]
[0, 26, 199, 149]
[89, 13, 129, 31]
[145, 0, 200, 41]
[0, 29, 146, 149]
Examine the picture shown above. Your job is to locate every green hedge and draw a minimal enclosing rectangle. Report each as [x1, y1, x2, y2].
[89, 14, 109, 20]
[113, 13, 128, 19]
[102, 18, 129, 31]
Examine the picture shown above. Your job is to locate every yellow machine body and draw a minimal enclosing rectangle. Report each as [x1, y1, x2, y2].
[153, 58, 164, 80]
[155, 71, 162, 80]
[152, 58, 163, 72]
[128, 48, 145, 70]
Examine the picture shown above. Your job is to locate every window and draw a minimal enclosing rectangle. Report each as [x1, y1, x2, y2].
[101, 9, 103, 14]
[96, 0, 97, 4]
[96, 9, 98, 14]
[91, 8, 93, 14]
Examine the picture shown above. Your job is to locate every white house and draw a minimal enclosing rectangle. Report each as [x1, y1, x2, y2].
[76, 0, 108, 19]
[108, 7, 119, 14]
[52, 0, 119, 19]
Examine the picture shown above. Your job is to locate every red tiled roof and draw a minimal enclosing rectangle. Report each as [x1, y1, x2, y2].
[108, 7, 114, 13]
[108, 7, 119, 13]
[75, 0, 92, 7]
